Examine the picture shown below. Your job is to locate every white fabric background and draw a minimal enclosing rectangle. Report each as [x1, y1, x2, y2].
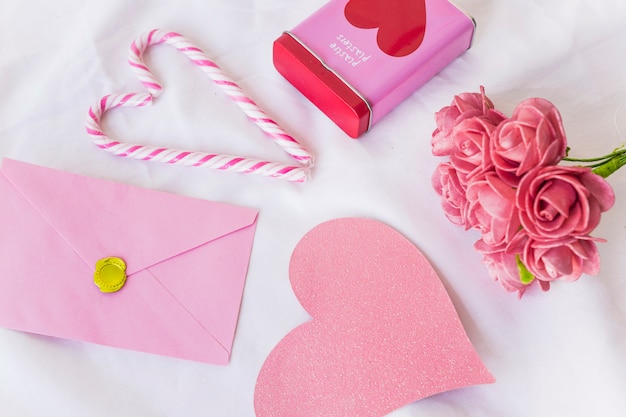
[1, 0, 626, 416]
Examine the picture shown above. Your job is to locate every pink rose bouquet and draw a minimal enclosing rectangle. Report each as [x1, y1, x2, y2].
[431, 87, 623, 296]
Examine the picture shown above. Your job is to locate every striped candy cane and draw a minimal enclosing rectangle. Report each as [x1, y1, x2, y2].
[86, 29, 313, 182]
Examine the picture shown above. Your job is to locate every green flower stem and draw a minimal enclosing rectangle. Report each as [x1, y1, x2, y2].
[564, 149, 626, 163]
[564, 147, 626, 178]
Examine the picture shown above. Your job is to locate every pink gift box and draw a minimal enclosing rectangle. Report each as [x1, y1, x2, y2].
[273, 0, 475, 137]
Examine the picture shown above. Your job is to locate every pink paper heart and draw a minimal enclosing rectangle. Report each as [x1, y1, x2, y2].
[254, 218, 494, 417]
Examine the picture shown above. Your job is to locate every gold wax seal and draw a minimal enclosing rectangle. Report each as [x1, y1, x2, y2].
[94, 257, 127, 293]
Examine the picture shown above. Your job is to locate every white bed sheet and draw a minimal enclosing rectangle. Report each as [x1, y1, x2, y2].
[1, 0, 626, 416]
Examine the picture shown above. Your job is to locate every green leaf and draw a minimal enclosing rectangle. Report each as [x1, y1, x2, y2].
[592, 154, 626, 178]
[516, 256, 535, 285]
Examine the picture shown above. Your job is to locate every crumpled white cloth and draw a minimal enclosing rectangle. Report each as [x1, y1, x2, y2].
[1, 0, 626, 416]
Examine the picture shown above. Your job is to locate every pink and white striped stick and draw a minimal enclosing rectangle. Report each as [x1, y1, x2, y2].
[86, 29, 313, 182]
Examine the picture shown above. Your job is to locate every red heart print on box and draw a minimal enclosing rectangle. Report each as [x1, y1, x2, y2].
[86, 29, 313, 182]
[345, 0, 427, 57]
[254, 218, 494, 417]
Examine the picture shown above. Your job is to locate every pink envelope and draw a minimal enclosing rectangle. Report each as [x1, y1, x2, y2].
[0, 158, 258, 365]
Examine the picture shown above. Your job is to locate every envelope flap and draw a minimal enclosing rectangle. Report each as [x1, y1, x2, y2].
[2, 159, 259, 275]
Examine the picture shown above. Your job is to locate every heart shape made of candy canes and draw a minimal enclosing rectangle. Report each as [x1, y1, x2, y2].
[254, 218, 494, 417]
[86, 29, 313, 182]
[345, 0, 427, 57]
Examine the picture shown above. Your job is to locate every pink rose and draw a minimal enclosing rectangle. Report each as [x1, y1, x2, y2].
[516, 165, 615, 239]
[432, 162, 471, 228]
[449, 112, 505, 184]
[491, 98, 567, 185]
[475, 240, 533, 295]
[514, 234, 602, 283]
[431, 90, 497, 157]
[466, 171, 520, 246]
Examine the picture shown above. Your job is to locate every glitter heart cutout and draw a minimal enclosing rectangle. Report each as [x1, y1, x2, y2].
[86, 29, 313, 182]
[254, 218, 494, 417]
[345, 0, 427, 57]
